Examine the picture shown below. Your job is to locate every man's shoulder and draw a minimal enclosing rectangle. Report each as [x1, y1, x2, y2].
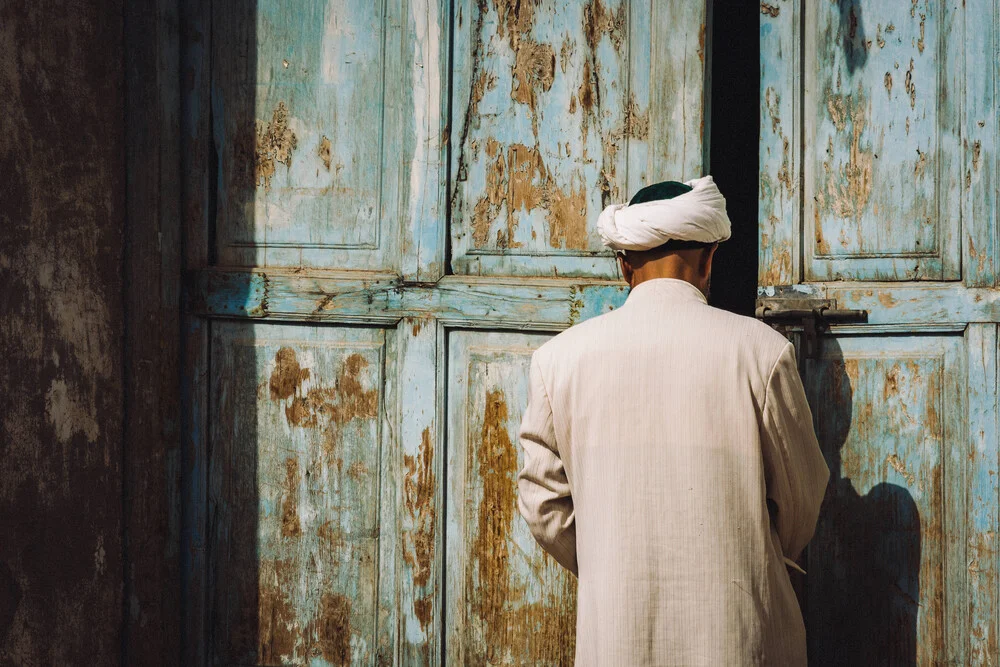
[691, 305, 794, 376]
[532, 308, 619, 364]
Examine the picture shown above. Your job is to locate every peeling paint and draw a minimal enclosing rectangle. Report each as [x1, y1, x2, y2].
[764, 87, 781, 133]
[281, 457, 302, 538]
[403, 427, 436, 631]
[255, 101, 298, 189]
[884, 454, 916, 486]
[913, 148, 927, 178]
[471, 140, 589, 251]
[904, 58, 916, 110]
[318, 135, 332, 171]
[306, 592, 352, 664]
[269, 349, 378, 437]
[270, 347, 311, 401]
[760, 2, 780, 17]
[469, 388, 576, 663]
[818, 86, 873, 220]
[511, 40, 556, 111]
[559, 35, 574, 74]
[46, 378, 100, 444]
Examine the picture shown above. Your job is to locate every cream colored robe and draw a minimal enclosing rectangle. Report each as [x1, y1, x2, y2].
[517, 278, 829, 666]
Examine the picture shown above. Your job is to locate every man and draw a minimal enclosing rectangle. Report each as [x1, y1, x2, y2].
[516, 176, 830, 665]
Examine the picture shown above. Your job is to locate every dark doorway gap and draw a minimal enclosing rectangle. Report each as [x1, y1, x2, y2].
[708, 0, 760, 317]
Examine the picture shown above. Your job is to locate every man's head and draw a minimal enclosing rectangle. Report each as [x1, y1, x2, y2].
[597, 176, 731, 297]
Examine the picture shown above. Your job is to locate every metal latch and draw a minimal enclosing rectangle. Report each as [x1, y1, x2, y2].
[755, 298, 868, 359]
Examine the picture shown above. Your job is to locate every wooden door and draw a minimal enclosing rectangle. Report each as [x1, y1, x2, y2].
[181, 1, 709, 664]
[761, 1, 998, 663]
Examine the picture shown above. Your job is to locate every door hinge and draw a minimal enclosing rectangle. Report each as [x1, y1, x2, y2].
[755, 297, 868, 359]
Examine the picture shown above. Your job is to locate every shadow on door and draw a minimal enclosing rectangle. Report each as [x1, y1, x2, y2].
[805, 337, 921, 665]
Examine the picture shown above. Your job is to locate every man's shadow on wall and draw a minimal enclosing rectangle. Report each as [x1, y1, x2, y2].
[800, 337, 921, 666]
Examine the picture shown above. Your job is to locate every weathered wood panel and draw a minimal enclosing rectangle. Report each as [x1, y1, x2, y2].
[211, 0, 449, 273]
[762, 0, 971, 283]
[0, 1, 126, 663]
[802, 0, 962, 281]
[181, 0, 213, 662]
[804, 335, 966, 664]
[125, 0, 184, 661]
[759, 0, 800, 286]
[966, 324, 999, 663]
[213, 0, 389, 268]
[446, 331, 576, 665]
[191, 269, 629, 329]
[964, 0, 998, 287]
[396, 319, 444, 663]
[450, 0, 707, 277]
[208, 322, 396, 665]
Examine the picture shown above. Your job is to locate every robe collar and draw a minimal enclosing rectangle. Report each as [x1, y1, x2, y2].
[624, 277, 708, 306]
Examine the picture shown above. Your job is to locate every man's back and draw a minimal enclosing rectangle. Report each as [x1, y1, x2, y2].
[517, 278, 830, 666]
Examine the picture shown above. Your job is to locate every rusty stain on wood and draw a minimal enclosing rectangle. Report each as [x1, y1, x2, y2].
[904, 58, 916, 110]
[760, 2, 780, 17]
[884, 72, 893, 97]
[272, 351, 379, 435]
[467, 387, 576, 663]
[559, 35, 574, 73]
[883, 454, 916, 486]
[281, 457, 302, 538]
[306, 592, 352, 664]
[916, 14, 925, 54]
[764, 87, 781, 133]
[404, 427, 436, 630]
[583, 0, 626, 51]
[472, 140, 589, 251]
[511, 40, 556, 109]
[259, 559, 300, 663]
[776, 136, 793, 193]
[255, 101, 298, 189]
[623, 94, 649, 140]
[973, 140, 982, 172]
[269, 347, 310, 400]
[818, 86, 873, 220]
[913, 148, 927, 178]
[318, 135, 332, 171]
[346, 460, 369, 480]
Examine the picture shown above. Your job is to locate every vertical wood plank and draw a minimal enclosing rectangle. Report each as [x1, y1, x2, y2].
[446, 331, 576, 665]
[395, 319, 442, 664]
[0, 1, 126, 662]
[649, 0, 709, 180]
[758, 0, 800, 286]
[180, 0, 212, 662]
[965, 0, 998, 287]
[397, 0, 449, 282]
[625, 0, 651, 196]
[124, 0, 183, 662]
[967, 324, 999, 664]
[936, 1, 960, 280]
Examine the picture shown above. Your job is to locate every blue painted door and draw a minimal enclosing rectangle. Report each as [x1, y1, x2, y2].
[182, 1, 710, 664]
[761, 1, 998, 663]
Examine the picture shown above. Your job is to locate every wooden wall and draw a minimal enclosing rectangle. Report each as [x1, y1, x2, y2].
[0, 1, 182, 664]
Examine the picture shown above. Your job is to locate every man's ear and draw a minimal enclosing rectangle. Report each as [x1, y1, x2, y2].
[618, 252, 634, 286]
[699, 243, 719, 278]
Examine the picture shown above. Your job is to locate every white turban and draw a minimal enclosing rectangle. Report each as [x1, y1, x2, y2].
[597, 175, 732, 251]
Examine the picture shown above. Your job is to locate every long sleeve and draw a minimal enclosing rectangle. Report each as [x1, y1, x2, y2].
[516, 354, 578, 576]
[760, 343, 831, 564]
